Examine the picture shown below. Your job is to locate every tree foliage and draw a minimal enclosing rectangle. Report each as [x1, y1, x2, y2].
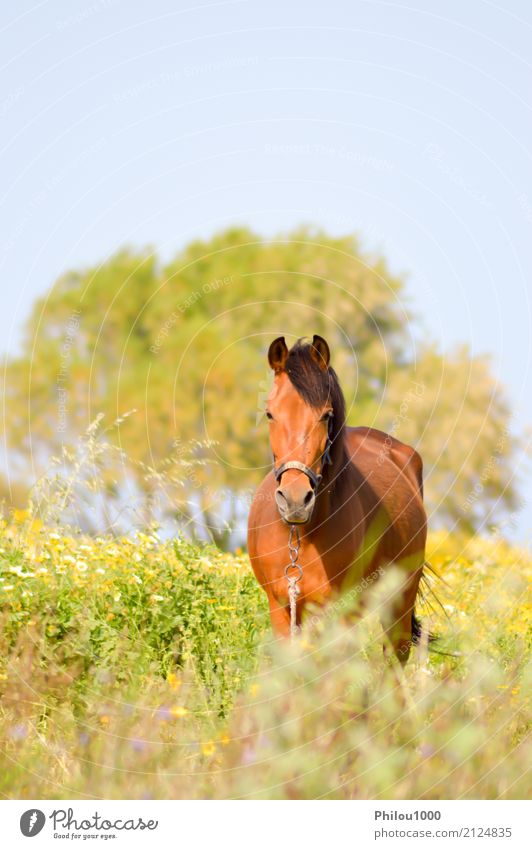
[3, 227, 519, 541]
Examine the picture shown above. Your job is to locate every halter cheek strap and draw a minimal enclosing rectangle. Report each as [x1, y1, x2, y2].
[273, 418, 333, 491]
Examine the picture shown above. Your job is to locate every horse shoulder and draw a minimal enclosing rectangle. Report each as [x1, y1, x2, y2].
[247, 472, 280, 585]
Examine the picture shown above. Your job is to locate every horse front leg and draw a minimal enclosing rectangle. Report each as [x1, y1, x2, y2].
[268, 596, 292, 638]
[379, 567, 423, 666]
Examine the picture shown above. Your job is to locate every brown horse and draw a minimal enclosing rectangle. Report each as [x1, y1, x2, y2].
[247, 335, 428, 663]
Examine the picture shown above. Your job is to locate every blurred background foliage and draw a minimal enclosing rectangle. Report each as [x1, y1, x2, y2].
[2, 227, 520, 544]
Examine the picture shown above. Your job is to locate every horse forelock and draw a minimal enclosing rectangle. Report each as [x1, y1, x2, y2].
[284, 339, 349, 494]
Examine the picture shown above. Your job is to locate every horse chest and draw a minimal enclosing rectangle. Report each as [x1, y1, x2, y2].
[267, 544, 343, 608]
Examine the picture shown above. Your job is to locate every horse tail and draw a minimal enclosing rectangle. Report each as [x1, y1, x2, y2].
[412, 569, 462, 658]
[411, 610, 437, 645]
[411, 563, 443, 647]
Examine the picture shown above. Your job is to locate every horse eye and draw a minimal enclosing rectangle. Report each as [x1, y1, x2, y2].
[265, 410, 273, 421]
[321, 411, 333, 422]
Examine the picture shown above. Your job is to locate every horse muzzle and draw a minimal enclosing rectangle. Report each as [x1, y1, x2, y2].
[274, 485, 316, 524]
[273, 460, 322, 523]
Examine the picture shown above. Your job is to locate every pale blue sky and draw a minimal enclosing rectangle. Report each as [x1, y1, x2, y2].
[0, 0, 530, 540]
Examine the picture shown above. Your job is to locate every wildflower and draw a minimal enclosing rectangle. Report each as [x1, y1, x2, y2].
[13, 509, 29, 523]
[241, 745, 256, 764]
[170, 705, 188, 718]
[9, 723, 28, 740]
[420, 743, 435, 758]
[249, 683, 260, 697]
[167, 673, 181, 690]
[99, 715, 110, 727]
[202, 741, 216, 757]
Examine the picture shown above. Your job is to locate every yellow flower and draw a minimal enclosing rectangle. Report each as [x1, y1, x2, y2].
[99, 715, 110, 727]
[220, 733, 230, 746]
[167, 673, 182, 691]
[249, 683, 260, 697]
[170, 705, 188, 718]
[202, 740, 216, 756]
[13, 509, 29, 523]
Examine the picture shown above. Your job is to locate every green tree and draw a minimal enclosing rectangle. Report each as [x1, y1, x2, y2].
[2, 227, 520, 542]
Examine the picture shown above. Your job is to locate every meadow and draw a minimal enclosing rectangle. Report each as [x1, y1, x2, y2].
[0, 514, 530, 799]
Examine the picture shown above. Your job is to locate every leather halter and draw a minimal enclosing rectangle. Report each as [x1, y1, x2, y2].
[273, 417, 333, 491]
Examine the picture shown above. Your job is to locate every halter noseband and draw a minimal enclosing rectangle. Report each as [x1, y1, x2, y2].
[273, 417, 333, 491]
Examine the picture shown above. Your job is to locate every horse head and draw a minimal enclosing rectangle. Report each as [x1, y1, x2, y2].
[266, 334, 335, 524]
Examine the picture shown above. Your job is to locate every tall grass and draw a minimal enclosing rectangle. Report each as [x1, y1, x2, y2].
[0, 513, 530, 799]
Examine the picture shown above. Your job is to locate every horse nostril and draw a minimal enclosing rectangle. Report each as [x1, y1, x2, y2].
[303, 490, 314, 507]
[275, 488, 288, 511]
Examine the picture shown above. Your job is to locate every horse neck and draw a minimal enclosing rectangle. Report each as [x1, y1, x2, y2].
[308, 433, 351, 528]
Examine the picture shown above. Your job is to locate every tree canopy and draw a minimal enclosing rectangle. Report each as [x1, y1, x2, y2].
[3, 226, 519, 543]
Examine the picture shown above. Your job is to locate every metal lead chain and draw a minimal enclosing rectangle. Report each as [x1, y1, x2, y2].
[284, 524, 302, 637]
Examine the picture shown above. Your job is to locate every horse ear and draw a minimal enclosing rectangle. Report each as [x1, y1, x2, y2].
[310, 334, 330, 370]
[268, 336, 289, 374]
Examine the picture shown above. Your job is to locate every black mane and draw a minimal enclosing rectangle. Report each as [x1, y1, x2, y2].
[284, 339, 349, 495]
